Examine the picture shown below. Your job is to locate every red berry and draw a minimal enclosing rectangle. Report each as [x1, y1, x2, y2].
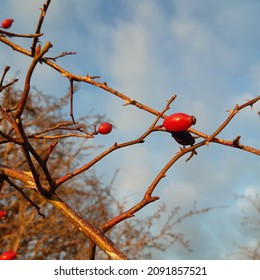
[0, 251, 17, 260]
[0, 211, 7, 220]
[163, 113, 196, 132]
[98, 122, 113, 134]
[1, 19, 14, 29]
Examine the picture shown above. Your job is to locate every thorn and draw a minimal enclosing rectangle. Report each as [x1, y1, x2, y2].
[123, 99, 135, 106]
[233, 135, 241, 147]
[235, 104, 240, 112]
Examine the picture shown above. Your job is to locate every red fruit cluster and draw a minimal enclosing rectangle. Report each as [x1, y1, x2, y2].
[163, 113, 196, 132]
[98, 122, 113, 135]
[0, 251, 17, 260]
[1, 19, 14, 29]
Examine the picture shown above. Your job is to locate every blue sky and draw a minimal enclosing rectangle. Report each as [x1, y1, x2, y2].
[1, 0, 260, 259]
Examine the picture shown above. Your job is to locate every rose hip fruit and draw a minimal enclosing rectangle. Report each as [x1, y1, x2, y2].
[98, 122, 113, 134]
[0, 211, 7, 220]
[0, 251, 17, 260]
[163, 112, 196, 132]
[1, 19, 14, 29]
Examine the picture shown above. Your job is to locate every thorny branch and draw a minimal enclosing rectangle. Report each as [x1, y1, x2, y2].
[0, 0, 259, 260]
[1, 33, 259, 151]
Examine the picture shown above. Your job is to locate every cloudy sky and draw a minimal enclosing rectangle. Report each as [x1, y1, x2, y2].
[1, 0, 260, 259]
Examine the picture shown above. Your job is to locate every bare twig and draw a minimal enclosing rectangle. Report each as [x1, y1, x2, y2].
[43, 141, 58, 164]
[96, 97, 260, 237]
[29, 133, 93, 140]
[27, 121, 93, 140]
[45, 51, 77, 61]
[0, 30, 43, 38]
[56, 95, 177, 188]
[16, 119, 56, 194]
[16, 41, 53, 119]
[0, 164, 36, 189]
[31, 0, 52, 56]
[46, 192, 128, 260]
[69, 79, 75, 123]
[0, 66, 18, 92]
[4, 176, 45, 217]
[0, 65, 10, 86]
[0, 78, 19, 92]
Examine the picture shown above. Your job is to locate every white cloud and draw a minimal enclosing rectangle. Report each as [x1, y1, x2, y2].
[249, 62, 260, 90]
[110, 22, 150, 85]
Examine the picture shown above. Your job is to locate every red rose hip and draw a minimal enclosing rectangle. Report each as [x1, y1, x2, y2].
[0, 251, 17, 260]
[0, 211, 7, 220]
[163, 112, 196, 132]
[98, 122, 113, 134]
[1, 19, 14, 29]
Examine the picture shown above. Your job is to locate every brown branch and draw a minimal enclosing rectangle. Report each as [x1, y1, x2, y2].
[56, 95, 177, 188]
[0, 163, 128, 259]
[69, 79, 75, 123]
[46, 192, 128, 260]
[0, 164, 36, 189]
[31, 0, 52, 56]
[205, 104, 239, 144]
[0, 65, 10, 86]
[1, 34, 259, 134]
[43, 141, 58, 164]
[1, 35, 259, 157]
[0, 66, 18, 92]
[16, 41, 53, 119]
[99, 142, 202, 234]
[0, 34, 163, 117]
[0, 30, 43, 38]
[0, 35, 164, 117]
[0, 78, 18, 92]
[212, 136, 260, 156]
[0, 36, 33, 55]
[28, 121, 78, 135]
[29, 133, 93, 140]
[16, 119, 57, 194]
[97, 97, 260, 236]
[0, 105, 23, 144]
[4, 176, 45, 217]
[0, 109, 54, 194]
[45, 51, 77, 61]
[0, 129, 22, 144]
[183, 127, 260, 156]
[27, 121, 93, 139]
